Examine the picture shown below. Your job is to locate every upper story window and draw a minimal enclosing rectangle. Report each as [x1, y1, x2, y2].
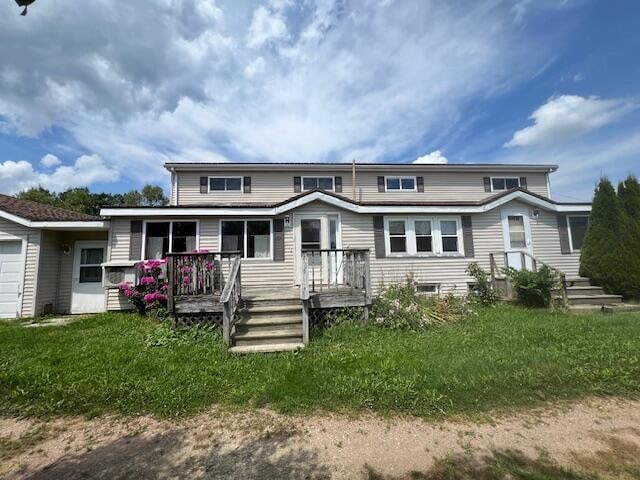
[209, 176, 242, 192]
[384, 216, 463, 256]
[302, 176, 334, 191]
[144, 221, 198, 259]
[491, 177, 520, 191]
[385, 176, 416, 191]
[567, 215, 589, 252]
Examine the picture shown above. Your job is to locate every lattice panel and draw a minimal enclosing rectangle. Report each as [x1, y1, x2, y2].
[309, 307, 364, 328]
[175, 312, 223, 328]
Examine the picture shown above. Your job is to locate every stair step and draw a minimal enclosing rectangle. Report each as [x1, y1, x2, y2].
[566, 286, 605, 296]
[240, 304, 302, 314]
[237, 315, 302, 326]
[234, 335, 303, 347]
[567, 294, 623, 306]
[234, 327, 303, 340]
[230, 342, 305, 354]
[565, 277, 591, 287]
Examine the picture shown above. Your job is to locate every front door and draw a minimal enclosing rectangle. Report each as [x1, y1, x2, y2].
[71, 241, 107, 314]
[501, 208, 533, 270]
[295, 214, 341, 285]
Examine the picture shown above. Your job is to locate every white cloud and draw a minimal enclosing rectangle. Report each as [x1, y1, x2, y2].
[244, 56, 266, 78]
[0, 154, 119, 194]
[505, 95, 636, 148]
[246, 5, 289, 48]
[413, 150, 448, 164]
[40, 153, 61, 167]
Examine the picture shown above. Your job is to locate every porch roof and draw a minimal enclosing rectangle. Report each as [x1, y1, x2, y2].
[100, 188, 591, 218]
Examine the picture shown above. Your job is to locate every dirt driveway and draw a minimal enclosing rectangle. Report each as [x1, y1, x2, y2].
[2, 397, 640, 479]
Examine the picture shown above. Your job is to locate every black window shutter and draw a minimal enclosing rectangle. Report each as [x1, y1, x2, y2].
[483, 177, 491, 192]
[243, 176, 251, 193]
[129, 220, 143, 261]
[373, 216, 386, 259]
[417, 176, 424, 192]
[334, 176, 343, 193]
[294, 176, 301, 193]
[557, 215, 571, 254]
[461, 215, 475, 258]
[519, 177, 528, 190]
[377, 176, 385, 193]
[200, 176, 208, 194]
[273, 218, 285, 261]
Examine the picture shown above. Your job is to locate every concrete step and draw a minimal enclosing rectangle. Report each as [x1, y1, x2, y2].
[570, 303, 640, 313]
[566, 285, 606, 296]
[567, 294, 623, 306]
[229, 342, 305, 354]
[565, 277, 591, 287]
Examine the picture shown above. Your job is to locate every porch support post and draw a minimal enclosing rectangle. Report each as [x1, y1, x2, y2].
[302, 300, 310, 344]
[363, 250, 371, 323]
[167, 256, 176, 328]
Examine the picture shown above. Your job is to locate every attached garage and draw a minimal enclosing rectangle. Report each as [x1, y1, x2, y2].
[0, 240, 23, 318]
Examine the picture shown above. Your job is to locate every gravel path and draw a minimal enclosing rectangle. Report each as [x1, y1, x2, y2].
[2, 397, 640, 479]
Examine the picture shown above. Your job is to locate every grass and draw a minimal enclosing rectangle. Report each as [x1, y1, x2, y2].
[1, 305, 639, 419]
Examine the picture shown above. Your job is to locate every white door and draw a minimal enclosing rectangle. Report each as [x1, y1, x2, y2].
[294, 214, 341, 285]
[71, 241, 107, 314]
[0, 241, 24, 319]
[501, 208, 533, 270]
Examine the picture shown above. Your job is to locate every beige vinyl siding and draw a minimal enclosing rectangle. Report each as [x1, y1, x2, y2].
[35, 230, 62, 315]
[107, 287, 131, 311]
[176, 170, 550, 205]
[109, 218, 133, 262]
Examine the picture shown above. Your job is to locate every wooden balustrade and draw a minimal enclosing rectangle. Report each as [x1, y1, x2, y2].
[220, 255, 242, 346]
[301, 249, 370, 293]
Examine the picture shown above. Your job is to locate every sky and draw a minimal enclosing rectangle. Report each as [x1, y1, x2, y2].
[0, 0, 638, 202]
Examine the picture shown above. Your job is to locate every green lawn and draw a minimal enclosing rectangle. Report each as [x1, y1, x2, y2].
[1, 305, 639, 419]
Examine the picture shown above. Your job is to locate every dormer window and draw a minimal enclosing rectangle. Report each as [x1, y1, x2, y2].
[209, 176, 242, 192]
[302, 176, 334, 191]
[491, 177, 520, 191]
[385, 176, 416, 191]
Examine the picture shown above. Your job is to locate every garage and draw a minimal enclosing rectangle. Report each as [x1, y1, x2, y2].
[0, 240, 23, 319]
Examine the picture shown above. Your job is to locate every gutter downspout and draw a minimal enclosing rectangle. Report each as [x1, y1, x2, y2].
[352, 159, 356, 201]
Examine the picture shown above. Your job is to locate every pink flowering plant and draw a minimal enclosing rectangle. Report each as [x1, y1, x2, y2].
[120, 259, 168, 315]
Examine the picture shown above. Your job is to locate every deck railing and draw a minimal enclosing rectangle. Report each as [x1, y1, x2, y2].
[301, 249, 370, 293]
[166, 251, 241, 314]
[488, 251, 568, 305]
[220, 255, 242, 346]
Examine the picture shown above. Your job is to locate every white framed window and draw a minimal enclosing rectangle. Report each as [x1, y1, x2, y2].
[567, 215, 589, 252]
[220, 219, 273, 259]
[143, 220, 199, 259]
[208, 176, 243, 192]
[302, 176, 335, 191]
[417, 283, 440, 295]
[491, 177, 520, 191]
[384, 216, 463, 257]
[385, 176, 417, 191]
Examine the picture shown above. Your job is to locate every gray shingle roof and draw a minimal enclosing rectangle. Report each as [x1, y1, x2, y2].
[0, 194, 100, 222]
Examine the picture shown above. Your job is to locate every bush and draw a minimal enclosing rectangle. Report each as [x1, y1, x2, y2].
[370, 276, 472, 329]
[466, 262, 500, 305]
[503, 265, 560, 308]
[120, 259, 168, 315]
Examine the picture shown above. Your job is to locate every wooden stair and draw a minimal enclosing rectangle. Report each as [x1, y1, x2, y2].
[564, 277, 623, 307]
[229, 289, 305, 354]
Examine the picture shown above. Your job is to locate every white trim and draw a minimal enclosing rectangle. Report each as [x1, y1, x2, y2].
[207, 176, 244, 193]
[490, 176, 521, 192]
[101, 190, 591, 217]
[141, 219, 200, 260]
[301, 176, 335, 192]
[0, 209, 108, 230]
[384, 176, 417, 192]
[293, 212, 343, 285]
[219, 218, 274, 260]
[545, 172, 552, 198]
[566, 214, 589, 253]
[383, 215, 463, 257]
[501, 207, 534, 269]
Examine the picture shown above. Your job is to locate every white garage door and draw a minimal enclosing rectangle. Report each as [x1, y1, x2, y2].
[0, 241, 23, 319]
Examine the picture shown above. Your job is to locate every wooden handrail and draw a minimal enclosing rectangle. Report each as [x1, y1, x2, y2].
[220, 255, 242, 346]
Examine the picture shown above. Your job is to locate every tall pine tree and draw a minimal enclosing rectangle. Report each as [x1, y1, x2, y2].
[617, 175, 640, 297]
[579, 178, 633, 295]
[618, 175, 640, 224]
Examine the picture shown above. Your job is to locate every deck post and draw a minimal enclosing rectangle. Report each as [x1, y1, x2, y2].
[363, 250, 371, 323]
[167, 256, 175, 327]
[302, 300, 310, 344]
[222, 303, 230, 346]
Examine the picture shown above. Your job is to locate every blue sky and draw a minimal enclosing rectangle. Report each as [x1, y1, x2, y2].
[0, 0, 638, 201]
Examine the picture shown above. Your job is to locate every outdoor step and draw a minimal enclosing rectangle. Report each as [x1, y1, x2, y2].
[233, 332, 303, 347]
[240, 304, 302, 314]
[235, 320, 302, 334]
[242, 299, 302, 308]
[567, 294, 623, 306]
[565, 277, 592, 287]
[566, 285, 606, 296]
[229, 342, 305, 354]
[237, 315, 302, 326]
[234, 327, 303, 339]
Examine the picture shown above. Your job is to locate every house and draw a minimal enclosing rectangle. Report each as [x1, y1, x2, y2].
[1, 162, 612, 351]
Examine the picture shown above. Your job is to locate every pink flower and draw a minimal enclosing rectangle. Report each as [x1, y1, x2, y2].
[139, 276, 156, 286]
[143, 292, 167, 304]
